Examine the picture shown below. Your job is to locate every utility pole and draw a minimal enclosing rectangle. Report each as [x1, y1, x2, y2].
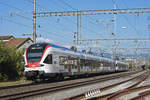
[80, 15, 82, 44]
[36, 7, 150, 55]
[148, 16, 150, 39]
[33, 0, 36, 43]
[76, 11, 82, 45]
[73, 32, 77, 47]
[113, 0, 117, 36]
[77, 13, 79, 45]
[112, 0, 117, 60]
[135, 40, 138, 68]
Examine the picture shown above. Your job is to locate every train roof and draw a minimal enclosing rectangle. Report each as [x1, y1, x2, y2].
[34, 42, 127, 64]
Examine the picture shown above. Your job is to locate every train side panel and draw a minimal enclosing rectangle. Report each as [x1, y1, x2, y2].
[24, 43, 129, 80]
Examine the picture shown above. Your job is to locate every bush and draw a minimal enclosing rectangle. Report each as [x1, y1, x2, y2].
[3, 74, 8, 81]
[0, 42, 24, 81]
[0, 73, 2, 81]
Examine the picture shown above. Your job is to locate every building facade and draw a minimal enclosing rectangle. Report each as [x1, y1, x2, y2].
[0, 35, 33, 49]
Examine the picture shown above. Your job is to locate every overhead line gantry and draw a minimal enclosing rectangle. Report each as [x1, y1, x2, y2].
[36, 7, 150, 45]
[36, 8, 150, 17]
[78, 38, 150, 43]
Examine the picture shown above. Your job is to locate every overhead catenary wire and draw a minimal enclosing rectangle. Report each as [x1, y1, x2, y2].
[1, 0, 149, 52]
[55, 0, 102, 34]
[1, 17, 71, 46]
[1, 16, 32, 28]
[50, 0, 99, 34]
[117, 0, 148, 56]
[29, 0, 100, 44]
[23, 0, 79, 43]
[114, 0, 142, 37]
[0, 1, 23, 11]
[0, 13, 72, 44]
[0, 1, 32, 14]
[24, 0, 48, 11]
[23, 0, 74, 44]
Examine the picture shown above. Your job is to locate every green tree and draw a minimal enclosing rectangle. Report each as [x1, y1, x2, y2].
[0, 42, 24, 81]
[9, 47, 24, 78]
[70, 46, 77, 51]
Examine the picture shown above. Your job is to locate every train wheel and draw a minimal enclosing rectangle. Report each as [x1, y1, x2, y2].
[56, 74, 64, 81]
[59, 75, 64, 81]
[41, 78, 46, 82]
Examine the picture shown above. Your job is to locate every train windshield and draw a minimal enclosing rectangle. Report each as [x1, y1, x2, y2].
[27, 44, 47, 62]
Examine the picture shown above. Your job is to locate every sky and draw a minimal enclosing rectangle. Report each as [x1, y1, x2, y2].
[0, 0, 150, 56]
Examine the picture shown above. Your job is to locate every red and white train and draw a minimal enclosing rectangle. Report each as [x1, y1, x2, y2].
[24, 43, 129, 81]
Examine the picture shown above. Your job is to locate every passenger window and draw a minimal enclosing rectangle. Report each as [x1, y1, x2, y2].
[44, 54, 53, 64]
[59, 56, 67, 65]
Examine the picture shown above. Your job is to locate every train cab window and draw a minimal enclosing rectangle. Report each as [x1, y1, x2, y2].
[44, 54, 53, 64]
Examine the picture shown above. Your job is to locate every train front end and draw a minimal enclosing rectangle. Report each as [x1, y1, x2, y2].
[24, 43, 50, 80]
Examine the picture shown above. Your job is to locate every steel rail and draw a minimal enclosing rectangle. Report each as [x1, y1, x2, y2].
[0, 71, 140, 100]
[63, 71, 150, 100]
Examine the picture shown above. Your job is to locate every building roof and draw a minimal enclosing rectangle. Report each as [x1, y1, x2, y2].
[0, 35, 14, 40]
[4, 38, 33, 49]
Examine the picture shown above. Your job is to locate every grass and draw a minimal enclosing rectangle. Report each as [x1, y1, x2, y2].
[0, 80, 32, 87]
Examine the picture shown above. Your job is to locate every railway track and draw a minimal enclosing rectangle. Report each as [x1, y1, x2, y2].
[0, 71, 142, 100]
[63, 70, 150, 100]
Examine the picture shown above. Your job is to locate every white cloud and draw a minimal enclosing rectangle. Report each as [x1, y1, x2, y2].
[36, 37, 55, 43]
[63, 45, 71, 48]
[36, 38, 84, 51]
[36, 37, 73, 49]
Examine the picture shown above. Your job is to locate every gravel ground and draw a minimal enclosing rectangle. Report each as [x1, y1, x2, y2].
[116, 71, 150, 100]
[117, 88, 150, 100]
[138, 74, 150, 87]
[34, 71, 145, 100]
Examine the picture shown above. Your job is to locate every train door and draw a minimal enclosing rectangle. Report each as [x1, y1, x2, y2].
[115, 60, 118, 71]
[43, 54, 53, 73]
[52, 53, 60, 73]
[68, 65, 71, 72]
[67, 56, 72, 73]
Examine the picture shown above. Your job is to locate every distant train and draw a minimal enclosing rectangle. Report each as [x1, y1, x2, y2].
[24, 43, 129, 81]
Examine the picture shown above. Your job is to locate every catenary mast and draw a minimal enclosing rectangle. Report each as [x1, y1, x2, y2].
[33, 0, 36, 43]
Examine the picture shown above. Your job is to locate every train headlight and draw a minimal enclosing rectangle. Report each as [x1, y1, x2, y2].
[38, 64, 44, 67]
